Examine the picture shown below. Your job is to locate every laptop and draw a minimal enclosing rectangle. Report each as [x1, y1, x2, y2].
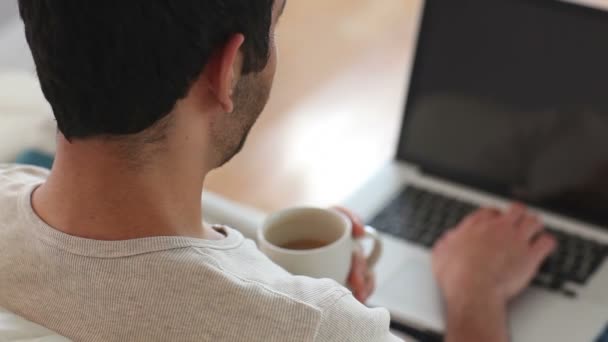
[343, 0, 608, 341]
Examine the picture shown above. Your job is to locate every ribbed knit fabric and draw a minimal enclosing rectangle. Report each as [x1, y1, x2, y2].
[0, 165, 400, 342]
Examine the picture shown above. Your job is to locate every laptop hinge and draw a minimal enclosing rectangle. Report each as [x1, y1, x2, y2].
[398, 161, 424, 175]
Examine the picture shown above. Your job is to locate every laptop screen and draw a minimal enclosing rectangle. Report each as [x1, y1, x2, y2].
[397, 0, 608, 228]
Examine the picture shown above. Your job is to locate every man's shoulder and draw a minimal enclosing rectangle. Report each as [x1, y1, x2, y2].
[266, 275, 352, 312]
[203, 237, 351, 311]
[253, 272, 394, 341]
[209, 242, 397, 341]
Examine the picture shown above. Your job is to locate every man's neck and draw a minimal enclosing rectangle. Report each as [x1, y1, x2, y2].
[32, 137, 224, 241]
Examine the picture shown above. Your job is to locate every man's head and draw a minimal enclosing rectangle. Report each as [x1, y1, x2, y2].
[19, 0, 286, 167]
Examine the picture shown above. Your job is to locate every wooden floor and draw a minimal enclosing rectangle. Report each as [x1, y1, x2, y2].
[205, 0, 424, 212]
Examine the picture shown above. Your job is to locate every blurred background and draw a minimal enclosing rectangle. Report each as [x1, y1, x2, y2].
[0, 0, 421, 213]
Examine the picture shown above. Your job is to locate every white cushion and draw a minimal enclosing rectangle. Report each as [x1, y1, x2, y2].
[0, 70, 56, 163]
[0, 307, 68, 342]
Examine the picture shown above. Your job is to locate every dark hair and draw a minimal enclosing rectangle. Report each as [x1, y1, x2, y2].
[18, 0, 274, 139]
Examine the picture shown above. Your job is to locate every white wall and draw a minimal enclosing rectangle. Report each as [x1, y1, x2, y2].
[0, 1, 18, 29]
[0, 0, 35, 72]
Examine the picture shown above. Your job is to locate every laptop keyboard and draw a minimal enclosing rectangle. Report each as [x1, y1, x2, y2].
[369, 185, 608, 294]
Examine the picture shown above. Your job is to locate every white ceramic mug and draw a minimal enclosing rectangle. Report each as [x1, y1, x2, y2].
[258, 207, 383, 285]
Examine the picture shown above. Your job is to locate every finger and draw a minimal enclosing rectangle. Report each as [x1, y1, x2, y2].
[347, 272, 364, 302]
[348, 274, 364, 302]
[333, 206, 365, 237]
[356, 268, 374, 303]
[527, 234, 558, 273]
[518, 213, 544, 241]
[433, 229, 454, 250]
[363, 271, 376, 303]
[348, 253, 366, 300]
[462, 207, 500, 226]
[503, 203, 527, 227]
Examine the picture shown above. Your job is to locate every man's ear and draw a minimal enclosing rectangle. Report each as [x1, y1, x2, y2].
[203, 34, 246, 113]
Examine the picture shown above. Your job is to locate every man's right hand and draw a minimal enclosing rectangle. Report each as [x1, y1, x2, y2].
[432, 204, 557, 342]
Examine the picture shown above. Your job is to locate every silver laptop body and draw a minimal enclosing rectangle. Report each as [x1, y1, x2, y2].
[344, 1, 608, 341]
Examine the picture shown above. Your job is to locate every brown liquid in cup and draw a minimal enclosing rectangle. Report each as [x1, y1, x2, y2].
[280, 239, 329, 250]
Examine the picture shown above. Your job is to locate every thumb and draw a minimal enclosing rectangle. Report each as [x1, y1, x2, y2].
[332, 206, 365, 238]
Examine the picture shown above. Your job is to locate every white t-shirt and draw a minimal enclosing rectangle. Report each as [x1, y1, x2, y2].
[0, 165, 400, 341]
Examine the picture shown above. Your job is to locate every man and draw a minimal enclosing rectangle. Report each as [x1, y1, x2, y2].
[0, 1, 556, 341]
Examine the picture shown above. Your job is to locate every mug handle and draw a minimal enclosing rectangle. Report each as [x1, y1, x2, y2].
[355, 226, 383, 269]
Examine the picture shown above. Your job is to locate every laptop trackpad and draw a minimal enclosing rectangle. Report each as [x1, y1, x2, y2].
[370, 257, 446, 332]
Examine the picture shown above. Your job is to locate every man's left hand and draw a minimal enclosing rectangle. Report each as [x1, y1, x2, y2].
[333, 207, 376, 304]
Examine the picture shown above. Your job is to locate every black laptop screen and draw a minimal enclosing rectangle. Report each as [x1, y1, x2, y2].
[397, 0, 608, 228]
